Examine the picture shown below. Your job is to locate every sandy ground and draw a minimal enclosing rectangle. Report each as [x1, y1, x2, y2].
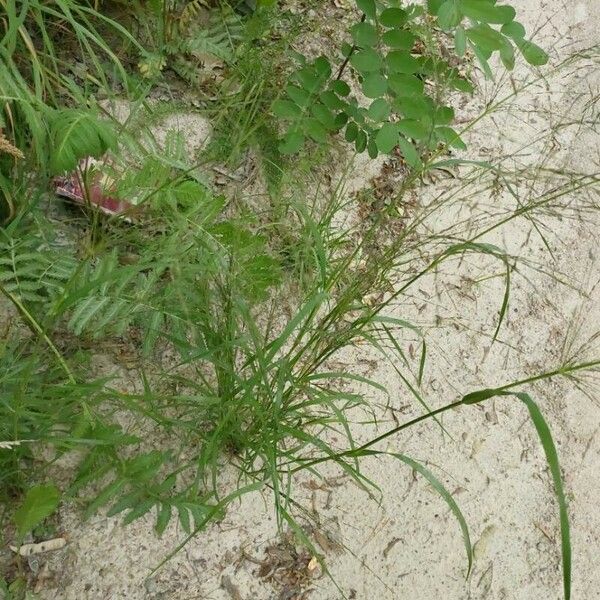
[18, 1, 600, 599]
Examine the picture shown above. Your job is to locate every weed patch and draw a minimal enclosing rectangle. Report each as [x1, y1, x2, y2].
[1, 2, 599, 599]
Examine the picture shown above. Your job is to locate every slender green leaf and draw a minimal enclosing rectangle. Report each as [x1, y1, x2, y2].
[418, 341, 427, 386]
[306, 371, 389, 395]
[461, 389, 571, 600]
[516, 392, 570, 600]
[391, 453, 472, 576]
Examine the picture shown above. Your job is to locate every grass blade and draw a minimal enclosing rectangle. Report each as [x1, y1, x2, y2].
[515, 392, 571, 600]
[463, 388, 571, 599]
[360, 449, 473, 576]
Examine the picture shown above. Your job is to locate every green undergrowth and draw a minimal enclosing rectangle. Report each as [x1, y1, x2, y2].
[1, 1, 600, 599]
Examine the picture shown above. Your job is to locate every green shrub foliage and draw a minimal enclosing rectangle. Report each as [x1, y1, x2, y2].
[274, 0, 548, 162]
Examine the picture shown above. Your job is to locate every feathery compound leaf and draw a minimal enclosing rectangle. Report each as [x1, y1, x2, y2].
[49, 109, 116, 174]
[0, 232, 75, 305]
[184, 30, 234, 63]
[169, 5, 240, 64]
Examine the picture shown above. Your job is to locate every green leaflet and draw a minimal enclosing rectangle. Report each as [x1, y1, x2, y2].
[460, 0, 516, 24]
[13, 484, 60, 537]
[437, 0, 462, 29]
[272, 99, 302, 118]
[517, 40, 549, 66]
[380, 8, 408, 27]
[375, 122, 399, 153]
[382, 29, 416, 49]
[386, 50, 420, 73]
[351, 22, 378, 46]
[273, 0, 548, 166]
[362, 73, 388, 98]
[397, 119, 430, 140]
[397, 136, 421, 167]
[368, 98, 392, 121]
[356, 0, 377, 18]
[467, 24, 507, 52]
[351, 48, 383, 73]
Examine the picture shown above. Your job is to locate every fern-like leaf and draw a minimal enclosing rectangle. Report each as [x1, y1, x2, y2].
[0, 233, 76, 304]
[49, 109, 117, 174]
[168, 7, 243, 64]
